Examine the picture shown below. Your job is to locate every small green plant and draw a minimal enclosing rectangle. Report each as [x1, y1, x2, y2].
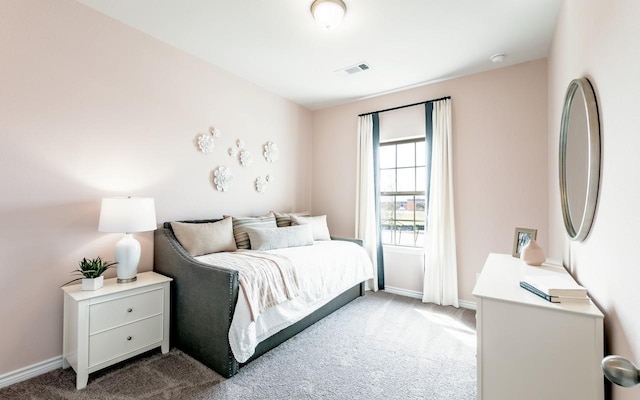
[62, 257, 117, 286]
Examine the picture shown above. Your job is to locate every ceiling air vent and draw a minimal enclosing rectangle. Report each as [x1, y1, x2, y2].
[335, 62, 370, 76]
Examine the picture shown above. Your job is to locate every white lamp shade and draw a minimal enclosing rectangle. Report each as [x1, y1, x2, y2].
[311, 0, 346, 30]
[98, 197, 157, 233]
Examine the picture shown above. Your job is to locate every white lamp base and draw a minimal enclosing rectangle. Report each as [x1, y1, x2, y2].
[114, 233, 141, 283]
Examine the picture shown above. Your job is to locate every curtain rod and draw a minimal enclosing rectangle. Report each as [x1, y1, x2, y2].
[358, 96, 451, 117]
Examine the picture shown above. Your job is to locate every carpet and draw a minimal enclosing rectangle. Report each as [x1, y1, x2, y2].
[0, 291, 477, 399]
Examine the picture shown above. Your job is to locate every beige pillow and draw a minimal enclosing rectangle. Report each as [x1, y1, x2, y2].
[272, 211, 310, 227]
[170, 218, 237, 256]
[291, 215, 331, 241]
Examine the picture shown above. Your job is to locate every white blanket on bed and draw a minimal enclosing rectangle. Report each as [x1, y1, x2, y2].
[195, 240, 374, 362]
[199, 250, 300, 321]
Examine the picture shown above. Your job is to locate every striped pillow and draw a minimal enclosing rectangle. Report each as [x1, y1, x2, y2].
[272, 211, 310, 227]
[231, 215, 277, 249]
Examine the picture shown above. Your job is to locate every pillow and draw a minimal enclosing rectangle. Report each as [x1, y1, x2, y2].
[230, 215, 278, 249]
[272, 211, 310, 227]
[290, 215, 331, 241]
[246, 224, 314, 251]
[170, 218, 237, 256]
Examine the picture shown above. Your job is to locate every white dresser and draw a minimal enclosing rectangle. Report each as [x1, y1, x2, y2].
[62, 271, 172, 389]
[473, 253, 604, 400]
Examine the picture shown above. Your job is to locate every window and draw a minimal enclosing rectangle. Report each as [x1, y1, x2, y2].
[379, 138, 426, 247]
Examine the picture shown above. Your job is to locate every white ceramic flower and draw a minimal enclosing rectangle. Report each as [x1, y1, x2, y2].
[255, 176, 267, 192]
[263, 142, 279, 162]
[239, 150, 253, 167]
[197, 134, 215, 153]
[213, 166, 233, 192]
[210, 127, 221, 138]
[236, 139, 245, 149]
[228, 147, 238, 157]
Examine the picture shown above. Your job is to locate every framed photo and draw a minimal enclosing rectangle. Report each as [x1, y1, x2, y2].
[512, 227, 538, 258]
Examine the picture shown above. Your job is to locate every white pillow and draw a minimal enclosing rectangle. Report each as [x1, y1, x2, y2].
[246, 225, 314, 251]
[290, 215, 331, 241]
[170, 217, 237, 256]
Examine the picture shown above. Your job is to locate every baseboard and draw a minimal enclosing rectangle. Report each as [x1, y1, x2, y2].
[0, 356, 63, 389]
[458, 299, 476, 310]
[384, 286, 423, 299]
[383, 286, 477, 310]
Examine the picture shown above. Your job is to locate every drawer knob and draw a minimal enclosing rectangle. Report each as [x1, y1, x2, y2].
[127, 308, 133, 313]
[127, 336, 132, 341]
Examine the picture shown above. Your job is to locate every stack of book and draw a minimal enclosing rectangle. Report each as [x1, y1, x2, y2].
[519, 275, 590, 304]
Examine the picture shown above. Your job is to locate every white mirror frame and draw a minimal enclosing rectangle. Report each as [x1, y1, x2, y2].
[559, 77, 601, 241]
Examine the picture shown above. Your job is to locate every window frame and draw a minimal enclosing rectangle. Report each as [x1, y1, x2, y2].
[379, 137, 427, 248]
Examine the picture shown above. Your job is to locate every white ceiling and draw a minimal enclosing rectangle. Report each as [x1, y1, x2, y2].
[76, 0, 561, 110]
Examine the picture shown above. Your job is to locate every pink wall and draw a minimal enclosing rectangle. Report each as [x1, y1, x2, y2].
[312, 59, 549, 303]
[548, 1, 640, 398]
[0, 0, 312, 375]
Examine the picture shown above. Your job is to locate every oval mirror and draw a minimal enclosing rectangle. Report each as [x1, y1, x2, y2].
[559, 77, 600, 241]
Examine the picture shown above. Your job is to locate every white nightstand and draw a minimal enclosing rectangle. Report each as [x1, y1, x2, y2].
[62, 271, 172, 390]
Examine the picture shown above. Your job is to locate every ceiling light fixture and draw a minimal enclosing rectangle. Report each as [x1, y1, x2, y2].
[490, 53, 506, 63]
[311, 0, 346, 30]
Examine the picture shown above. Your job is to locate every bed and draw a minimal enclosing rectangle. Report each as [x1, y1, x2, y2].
[153, 219, 373, 378]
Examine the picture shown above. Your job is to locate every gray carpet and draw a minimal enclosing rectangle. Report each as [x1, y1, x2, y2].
[0, 291, 477, 399]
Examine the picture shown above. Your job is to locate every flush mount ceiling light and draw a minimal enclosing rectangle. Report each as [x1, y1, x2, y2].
[490, 53, 507, 63]
[311, 0, 346, 30]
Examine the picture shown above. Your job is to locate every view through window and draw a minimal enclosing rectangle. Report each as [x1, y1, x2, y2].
[379, 138, 426, 247]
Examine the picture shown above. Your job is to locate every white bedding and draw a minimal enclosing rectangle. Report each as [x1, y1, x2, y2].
[195, 240, 374, 362]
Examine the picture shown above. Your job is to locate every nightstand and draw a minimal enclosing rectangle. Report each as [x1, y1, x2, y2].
[62, 271, 172, 390]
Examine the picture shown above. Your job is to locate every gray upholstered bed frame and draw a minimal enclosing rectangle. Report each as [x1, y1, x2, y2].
[153, 220, 366, 378]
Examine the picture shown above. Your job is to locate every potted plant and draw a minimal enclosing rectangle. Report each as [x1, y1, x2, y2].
[64, 257, 117, 291]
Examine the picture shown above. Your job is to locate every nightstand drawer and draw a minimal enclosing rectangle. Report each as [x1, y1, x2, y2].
[89, 315, 163, 367]
[89, 288, 163, 334]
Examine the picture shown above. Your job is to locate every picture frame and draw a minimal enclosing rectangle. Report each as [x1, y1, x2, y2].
[512, 227, 538, 258]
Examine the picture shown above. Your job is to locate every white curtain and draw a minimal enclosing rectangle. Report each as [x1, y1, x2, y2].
[422, 99, 458, 307]
[355, 114, 379, 291]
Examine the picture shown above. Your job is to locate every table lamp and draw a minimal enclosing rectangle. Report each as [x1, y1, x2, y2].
[98, 197, 157, 283]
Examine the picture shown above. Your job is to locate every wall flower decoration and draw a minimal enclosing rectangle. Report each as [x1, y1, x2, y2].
[239, 150, 253, 167]
[230, 138, 251, 167]
[196, 125, 221, 153]
[255, 175, 272, 192]
[263, 142, 279, 162]
[197, 134, 215, 153]
[255, 176, 267, 192]
[213, 166, 233, 192]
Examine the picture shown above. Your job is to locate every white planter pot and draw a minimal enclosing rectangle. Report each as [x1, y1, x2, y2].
[82, 276, 104, 291]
